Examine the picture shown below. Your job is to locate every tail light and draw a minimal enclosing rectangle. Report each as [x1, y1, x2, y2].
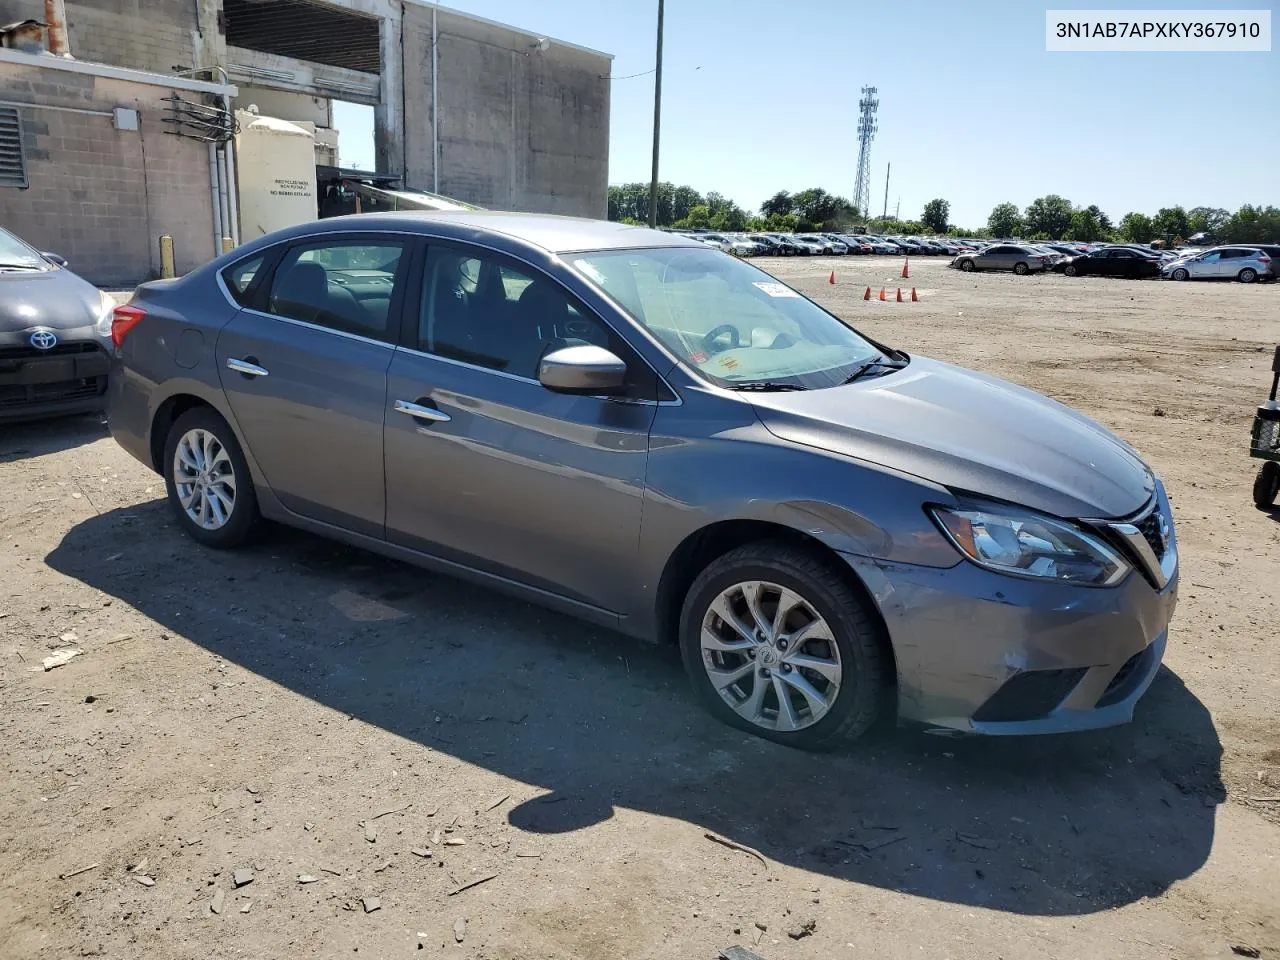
[1259, 253, 1272, 263]
[111, 304, 146, 348]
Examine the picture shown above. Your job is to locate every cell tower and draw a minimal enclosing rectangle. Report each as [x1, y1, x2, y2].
[853, 86, 879, 218]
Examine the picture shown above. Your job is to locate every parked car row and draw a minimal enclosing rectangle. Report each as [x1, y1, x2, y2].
[948, 239, 1276, 282]
[669, 230, 987, 258]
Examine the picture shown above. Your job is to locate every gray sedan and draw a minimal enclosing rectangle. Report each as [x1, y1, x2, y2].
[0, 227, 116, 420]
[951, 244, 1049, 274]
[106, 212, 1177, 748]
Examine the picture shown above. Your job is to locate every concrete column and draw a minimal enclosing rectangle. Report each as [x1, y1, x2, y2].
[374, 7, 405, 178]
[193, 0, 223, 74]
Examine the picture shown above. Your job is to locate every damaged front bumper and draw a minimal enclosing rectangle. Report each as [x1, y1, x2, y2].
[842, 532, 1178, 736]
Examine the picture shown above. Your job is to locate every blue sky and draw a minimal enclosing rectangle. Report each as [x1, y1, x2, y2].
[334, 0, 1277, 227]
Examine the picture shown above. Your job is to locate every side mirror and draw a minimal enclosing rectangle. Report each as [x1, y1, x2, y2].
[538, 345, 627, 396]
[42, 253, 68, 267]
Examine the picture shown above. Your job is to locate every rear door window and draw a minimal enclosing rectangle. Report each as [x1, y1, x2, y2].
[267, 238, 408, 341]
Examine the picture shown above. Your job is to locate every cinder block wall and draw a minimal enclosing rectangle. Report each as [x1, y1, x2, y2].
[0, 61, 216, 286]
[1, 0, 199, 70]
[401, 6, 610, 218]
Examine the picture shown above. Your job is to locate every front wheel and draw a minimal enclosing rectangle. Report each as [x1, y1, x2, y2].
[163, 406, 260, 548]
[1239, 268, 1258, 284]
[1064, 263, 1078, 277]
[679, 542, 891, 750]
[1172, 267, 1190, 281]
[958, 259, 974, 272]
[1254, 461, 1280, 508]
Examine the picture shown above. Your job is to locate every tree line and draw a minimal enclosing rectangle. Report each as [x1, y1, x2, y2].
[984, 197, 1280, 245]
[608, 182, 1280, 245]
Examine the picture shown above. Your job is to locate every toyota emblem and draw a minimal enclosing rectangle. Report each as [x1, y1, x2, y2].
[29, 329, 58, 351]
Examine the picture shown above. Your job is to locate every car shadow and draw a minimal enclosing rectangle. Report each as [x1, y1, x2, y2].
[46, 503, 1224, 917]
[0, 412, 108, 462]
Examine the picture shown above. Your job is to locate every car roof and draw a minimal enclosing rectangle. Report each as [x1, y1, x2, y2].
[247, 210, 706, 255]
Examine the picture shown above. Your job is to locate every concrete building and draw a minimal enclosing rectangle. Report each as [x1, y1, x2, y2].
[0, 0, 612, 284]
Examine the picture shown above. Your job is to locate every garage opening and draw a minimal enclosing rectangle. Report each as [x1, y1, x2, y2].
[223, 0, 381, 74]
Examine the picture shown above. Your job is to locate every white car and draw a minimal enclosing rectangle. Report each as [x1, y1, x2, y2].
[790, 237, 829, 256]
[695, 234, 761, 257]
[1161, 246, 1274, 283]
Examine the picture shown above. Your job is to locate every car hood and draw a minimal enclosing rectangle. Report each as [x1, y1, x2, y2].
[749, 356, 1155, 519]
[0, 268, 103, 332]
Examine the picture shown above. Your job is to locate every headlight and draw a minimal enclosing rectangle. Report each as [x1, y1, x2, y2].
[930, 503, 1130, 587]
[93, 290, 116, 338]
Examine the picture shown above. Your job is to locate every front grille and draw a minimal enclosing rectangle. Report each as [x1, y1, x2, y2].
[972, 668, 1088, 723]
[1097, 644, 1158, 707]
[0, 341, 103, 361]
[1134, 507, 1167, 558]
[0, 376, 106, 409]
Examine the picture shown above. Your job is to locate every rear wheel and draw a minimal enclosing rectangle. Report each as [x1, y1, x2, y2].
[1172, 267, 1190, 281]
[679, 542, 890, 750]
[163, 407, 260, 548]
[1013, 262, 1030, 275]
[1253, 461, 1280, 509]
[1239, 268, 1258, 284]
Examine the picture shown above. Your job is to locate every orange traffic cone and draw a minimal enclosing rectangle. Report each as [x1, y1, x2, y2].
[910, 287, 918, 302]
[878, 288, 886, 301]
[896, 287, 903, 302]
[828, 270, 835, 285]
[901, 258, 910, 279]
[863, 286, 871, 301]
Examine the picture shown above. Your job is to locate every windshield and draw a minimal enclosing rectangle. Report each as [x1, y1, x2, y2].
[0, 228, 48, 270]
[570, 246, 885, 389]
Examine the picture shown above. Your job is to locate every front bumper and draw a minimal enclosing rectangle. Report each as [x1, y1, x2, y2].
[0, 336, 111, 421]
[842, 507, 1178, 736]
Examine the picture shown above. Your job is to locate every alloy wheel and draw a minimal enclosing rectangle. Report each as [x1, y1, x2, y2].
[1240, 268, 1257, 284]
[172, 427, 237, 531]
[700, 580, 842, 732]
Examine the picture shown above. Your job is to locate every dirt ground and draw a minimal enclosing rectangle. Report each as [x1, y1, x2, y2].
[2, 256, 1279, 960]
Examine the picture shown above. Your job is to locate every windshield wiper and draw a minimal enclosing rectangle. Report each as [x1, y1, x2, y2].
[728, 381, 807, 392]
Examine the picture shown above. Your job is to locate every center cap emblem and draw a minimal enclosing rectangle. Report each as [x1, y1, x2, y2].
[759, 647, 778, 666]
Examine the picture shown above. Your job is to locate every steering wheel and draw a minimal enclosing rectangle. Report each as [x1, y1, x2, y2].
[703, 324, 741, 355]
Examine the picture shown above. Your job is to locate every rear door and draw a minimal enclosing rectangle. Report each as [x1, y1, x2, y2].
[382, 242, 661, 618]
[215, 233, 412, 538]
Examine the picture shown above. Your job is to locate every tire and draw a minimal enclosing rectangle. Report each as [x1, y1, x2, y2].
[1253, 461, 1280, 509]
[678, 541, 891, 750]
[959, 259, 974, 272]
[1064, 263, 1078, 277]
[1013, 262, 1030, 276]
[1239, 268, 1258, 284]
[163, 406, 260, 548]
[1172, 267, 1190, 281]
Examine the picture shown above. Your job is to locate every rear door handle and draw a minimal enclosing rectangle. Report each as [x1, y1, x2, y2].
[227, 357, 269, 378]
[394, 399, 451, 424]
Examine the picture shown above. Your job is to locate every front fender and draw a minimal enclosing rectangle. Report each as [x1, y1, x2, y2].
[633, 393, 962, 634]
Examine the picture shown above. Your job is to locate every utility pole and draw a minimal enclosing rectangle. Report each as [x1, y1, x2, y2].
[882, 162, 890, 220]
[647, 0, 664, 228]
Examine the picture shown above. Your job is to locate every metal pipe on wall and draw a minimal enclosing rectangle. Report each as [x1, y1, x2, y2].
[208, 143, 224, 258]
[222, 94, 241, 246]
[43, 0, 70, 56]
[431, 4, 439, 194]
[215, 146, 232, 249]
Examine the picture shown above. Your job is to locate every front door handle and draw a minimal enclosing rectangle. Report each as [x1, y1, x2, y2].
[227, 357, 269, 378]
[394, 399, 451, 424]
